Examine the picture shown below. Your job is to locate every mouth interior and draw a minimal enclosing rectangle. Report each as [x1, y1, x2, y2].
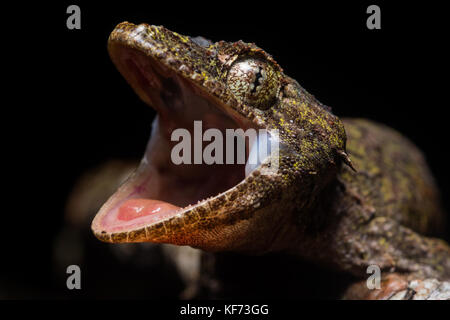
[97, 46, 257, 233]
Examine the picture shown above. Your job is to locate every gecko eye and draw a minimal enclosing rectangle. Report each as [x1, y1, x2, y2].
[227, 58, 280, 110]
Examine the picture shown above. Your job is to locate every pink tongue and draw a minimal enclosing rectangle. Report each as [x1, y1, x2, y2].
[118, 199, 181, 221]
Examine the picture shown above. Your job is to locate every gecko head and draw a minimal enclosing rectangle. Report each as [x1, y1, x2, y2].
[91, 22, 348, 252]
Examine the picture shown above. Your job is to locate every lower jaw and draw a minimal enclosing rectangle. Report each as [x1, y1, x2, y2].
[94, 115, 249, 234]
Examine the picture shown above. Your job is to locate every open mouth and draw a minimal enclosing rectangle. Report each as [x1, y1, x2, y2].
[92, 37, 265, 238]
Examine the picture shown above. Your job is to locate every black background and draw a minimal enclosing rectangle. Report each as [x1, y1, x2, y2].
[2, 1, 449, 299]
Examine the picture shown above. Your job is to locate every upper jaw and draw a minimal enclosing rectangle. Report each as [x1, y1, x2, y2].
[108, 22, 275, 129]
[108, 22, 237, 121]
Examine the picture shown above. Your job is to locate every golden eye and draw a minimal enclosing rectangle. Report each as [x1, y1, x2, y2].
[227, 58, 280, 110]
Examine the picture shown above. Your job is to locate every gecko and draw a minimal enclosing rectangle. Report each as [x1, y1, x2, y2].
[91, 22, 450, 299]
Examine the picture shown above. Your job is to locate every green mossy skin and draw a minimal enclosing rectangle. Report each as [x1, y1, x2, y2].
[342, 119, 444, 235]
[337, 119, 449, 279]
[284, 119, 450, 280]
[95, 22, 450, 281]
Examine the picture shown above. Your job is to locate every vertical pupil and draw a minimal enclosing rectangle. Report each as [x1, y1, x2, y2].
[250, 67, 263, 94]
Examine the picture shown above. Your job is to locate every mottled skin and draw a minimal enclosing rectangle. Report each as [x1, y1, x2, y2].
[92, 22, 450, 298]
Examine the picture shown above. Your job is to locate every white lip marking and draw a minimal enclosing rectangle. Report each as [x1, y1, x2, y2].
[245, 129, 280, 177]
